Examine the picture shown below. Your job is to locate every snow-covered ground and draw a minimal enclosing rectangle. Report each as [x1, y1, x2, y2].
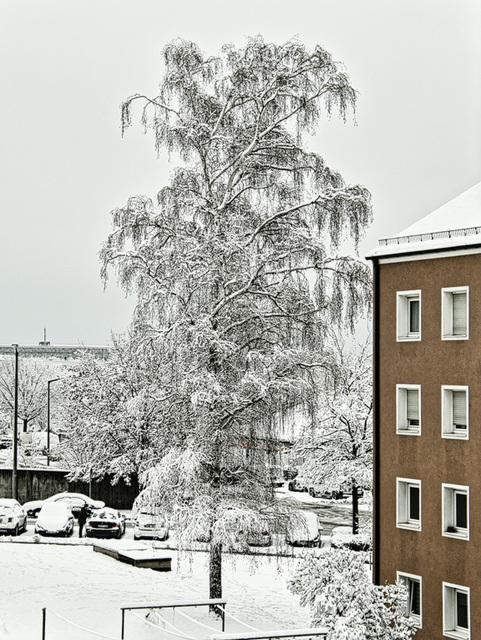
[0, 539, 311, 640]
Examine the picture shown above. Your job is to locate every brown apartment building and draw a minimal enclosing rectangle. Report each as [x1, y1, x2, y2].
[366, 182, 481, 640]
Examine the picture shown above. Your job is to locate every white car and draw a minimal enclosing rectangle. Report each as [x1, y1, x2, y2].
[24, 492, 105, 518]
[0, 499, 28, 536]
[35, 502, 75, 537]
[133, 509, 169, 540]
[286, 510, 323, 547]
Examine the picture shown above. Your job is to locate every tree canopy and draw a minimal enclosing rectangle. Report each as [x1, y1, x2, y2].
[97, 36, 372, 599]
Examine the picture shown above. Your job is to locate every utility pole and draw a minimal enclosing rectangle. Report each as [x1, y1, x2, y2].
[12, 344, 18, 500]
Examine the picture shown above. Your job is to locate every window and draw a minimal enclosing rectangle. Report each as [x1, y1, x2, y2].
[442, 386, 469, 439]
[397, 572, 422, 628]
[443, 484, 469, 540]
[397, 385, 421, 435]
[442, 287, 469, 340]
[397, 478, 421, 530]
[443, 583, 470, 639]
[397, 290, 421, 341]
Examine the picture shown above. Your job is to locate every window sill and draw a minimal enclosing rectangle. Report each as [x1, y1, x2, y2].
[443, 629, 469, 640]
[442, 530, 469, 541]
[397, 429, 421, 436]
[397, 522, 421, 532]
[442, 335, 468, 341]
[442, 433, 468, 440]
[397, 335, 421, 342]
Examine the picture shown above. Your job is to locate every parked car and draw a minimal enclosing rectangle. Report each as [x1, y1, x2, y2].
[35, 502, 75, 536]
[283, 467, 298, 480]
[85, 507, 126, 539]
[23, 492, 105, 518]
[0, 436, 12, 450]
[286, 510, 323, 547]
[133, 508, 169, 541]
[287, 478, 308, 492]
[244, 523, 273, 547]
[308, 484, 344, 500]
[0, 499, 28, 535]
[269, 465, 285, 488]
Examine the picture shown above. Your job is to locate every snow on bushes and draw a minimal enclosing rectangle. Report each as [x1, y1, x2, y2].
[289, 549, 416, 640]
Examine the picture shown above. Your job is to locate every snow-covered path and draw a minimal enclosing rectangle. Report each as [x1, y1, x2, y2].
[0, 541, 310, 640]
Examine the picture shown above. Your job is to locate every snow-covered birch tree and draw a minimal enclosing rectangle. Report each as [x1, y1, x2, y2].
[295, 336, 372, 534]
[101, 37, 372, 601]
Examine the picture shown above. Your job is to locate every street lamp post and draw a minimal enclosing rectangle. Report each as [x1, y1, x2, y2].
[12, 344, 19, 500]
[47, 378, 61, 466]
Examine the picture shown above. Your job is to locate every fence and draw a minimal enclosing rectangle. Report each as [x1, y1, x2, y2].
[0, 467, 139, 509]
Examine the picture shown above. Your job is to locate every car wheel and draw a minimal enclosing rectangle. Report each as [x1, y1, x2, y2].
[14, 524, 19, 536]
[288, 482, 294, 491]
[23, 519, 28, 533]
[308, 487, 315, 497]
[133, 535, 139, 540]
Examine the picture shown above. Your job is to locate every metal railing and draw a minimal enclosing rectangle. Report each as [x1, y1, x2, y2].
[379, 225, 481, 247]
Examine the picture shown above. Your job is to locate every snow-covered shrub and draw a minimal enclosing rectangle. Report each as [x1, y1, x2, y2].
[330, 526, 371, 552]
[289, 549, 416, 640]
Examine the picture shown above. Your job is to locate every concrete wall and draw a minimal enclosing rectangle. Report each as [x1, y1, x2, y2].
[0, 468, 139, 509]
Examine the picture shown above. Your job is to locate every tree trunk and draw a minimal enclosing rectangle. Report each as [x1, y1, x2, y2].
[352, 481, 359, 535]
[22, 418, 28, 433]
[209, 541, 222, 614]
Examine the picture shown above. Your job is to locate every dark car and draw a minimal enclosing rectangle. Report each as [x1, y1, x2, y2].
[85, 508, 126, 539]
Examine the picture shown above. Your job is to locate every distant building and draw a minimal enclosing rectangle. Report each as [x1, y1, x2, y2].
[367, 182, 481, 639]
[0, 343, 110, 360]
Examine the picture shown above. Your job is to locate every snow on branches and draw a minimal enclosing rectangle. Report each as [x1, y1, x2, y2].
[99, 36, 373, 599]
[289, 550, 416, 640]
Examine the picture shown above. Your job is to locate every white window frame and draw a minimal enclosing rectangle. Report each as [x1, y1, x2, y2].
[442, 386, 469, 440]
[443, 582, 470, 639]
[442, 484, 469, 540]
[397, 290, 422, 341]
[396, 384, 421, 435]
[442, 286, 469, 341]
[397, 571, 422, 628]
[396, 478, 421, 531]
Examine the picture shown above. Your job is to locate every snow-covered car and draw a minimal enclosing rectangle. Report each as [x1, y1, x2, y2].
[242, 523, 273, 547]
[286, 510, 323, 547]
[133, 509, 169, 540]
[308, 484, 344, 499]
[0, 499, 28, 536]
[85, 508, 126, 539]
[287, 478, 308, 492]
[35, 502, 75, 536]
[269, 465, 285, 488]
[23, 492, 105, 518]
[0, 435, 12, 450]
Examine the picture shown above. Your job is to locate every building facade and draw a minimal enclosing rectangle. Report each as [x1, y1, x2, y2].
[367, 182, 481, 639]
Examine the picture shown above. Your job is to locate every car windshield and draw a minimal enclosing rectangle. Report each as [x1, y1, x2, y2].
[0, 506, 13, 516]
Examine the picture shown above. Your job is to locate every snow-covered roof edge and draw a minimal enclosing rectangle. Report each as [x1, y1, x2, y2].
[366, 181, 481, 260]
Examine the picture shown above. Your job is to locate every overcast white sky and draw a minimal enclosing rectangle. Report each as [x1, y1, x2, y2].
[1, 0, 480, 346]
